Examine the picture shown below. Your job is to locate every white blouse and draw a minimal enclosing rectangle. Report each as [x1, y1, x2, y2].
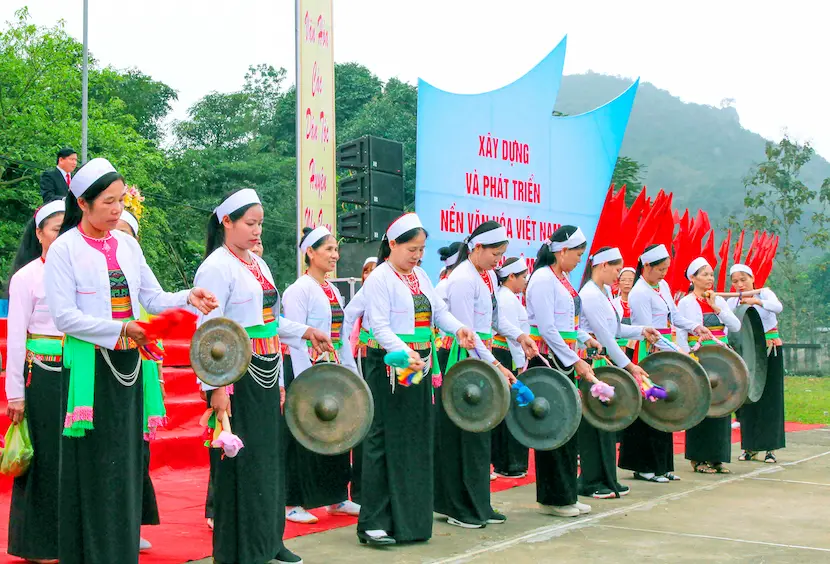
[6, 259, 62, 401]
[362, 262, 464, 354]
[579, 281, 645, 368]
[445, 260, 524, 364]
[726, 289, 783, 332]
[526, 266, 590, 367]
[282, 274, 345, 376]
[434, 278, 450, 305]
[340, 287, 366, 373]
[495, 285, 529, 368]
[628, 278, 698, 351]
[675, 294, 741, 352]
[193, 247, 310, 389]
[44, 227, 189, 349]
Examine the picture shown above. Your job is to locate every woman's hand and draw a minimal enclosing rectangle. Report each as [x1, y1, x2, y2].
[627, 364, 650, 382]
[456, 328, 476, 349]
[585, 337, 602, 350]
[125, 321, 149, 346]
[518, 334, 539, 359]
[6, 400, 24, 424]
[210, 387, 231, 420]
[497, 363, 517, 385]
[741, 296, 762, 306]
[643, 327, 661, 345]
[407, 349, 426, 372]
[303, 328, 333, 356]
[189, 287, 219, 315]
[693, 325, 716, 342]
[573, 359, 595, 382]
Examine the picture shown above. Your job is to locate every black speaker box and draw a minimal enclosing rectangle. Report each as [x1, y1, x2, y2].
[336, 135, 404, 175]
[338, 169, 405, 209]
[338, 206, 402, 242]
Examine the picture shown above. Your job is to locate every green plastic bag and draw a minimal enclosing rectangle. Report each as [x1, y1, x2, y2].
[0, 419, 34, 477]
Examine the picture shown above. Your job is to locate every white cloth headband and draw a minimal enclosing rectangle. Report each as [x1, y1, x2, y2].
[215, 189, 261, 223]
[686, 257, 711, 279]
[497, 258, 528, 278]
[466, 226, 508, 250]
[35, 199, 65, 226]
[300, 226, 331, 252]
[619, 267, 636, 277]
[729, 264, 754, 277]
[640, 244, 670, 265]
[363, 256, 378, 268]
[387, 213, 423, 241]
[71, 157, 117, 198]
[442, 250, 461, 267]
[548, 227, 586, 252]
[591, 247, 622, 266]
[120, 211, 139, 236]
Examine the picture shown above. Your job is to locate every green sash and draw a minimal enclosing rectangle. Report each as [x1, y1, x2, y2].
[445, 331, 493, 373]
[245, 320, 279, 339]
[26, 337, 63, 356]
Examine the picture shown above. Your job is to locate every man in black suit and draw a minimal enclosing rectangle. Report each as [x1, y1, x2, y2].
[40, 147, 78, 202]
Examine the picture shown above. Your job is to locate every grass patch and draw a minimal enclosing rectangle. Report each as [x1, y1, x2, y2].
[784, 376, 830, 425]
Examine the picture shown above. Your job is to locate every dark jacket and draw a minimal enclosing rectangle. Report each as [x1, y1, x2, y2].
[40, 168, 71, 202]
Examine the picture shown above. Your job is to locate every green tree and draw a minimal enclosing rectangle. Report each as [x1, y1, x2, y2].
[741, 136, 830, 338]
[0, 8, 175, 290]
[611, 156, 646, 205]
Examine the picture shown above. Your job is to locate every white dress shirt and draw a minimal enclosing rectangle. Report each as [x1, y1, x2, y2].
[726, 289, 783, 332]
[495, 285, 530, 368]
[5, 258, 62, 401]
[675, 294, 741, 352]
[579, 281, 646, 368]
[628, 278, 699, 351]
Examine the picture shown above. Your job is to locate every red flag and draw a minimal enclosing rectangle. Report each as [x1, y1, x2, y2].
[716, 230, 732, 292]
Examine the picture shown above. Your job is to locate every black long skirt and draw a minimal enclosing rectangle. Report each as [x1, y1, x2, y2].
[210, 353, 287, 564]
[491, 347, 528, 475]
[577, 418, 624, 497]
[685, 415, 732, 463]
[528, 355, 578, 507]
[738, 349, 785, 452]
[8, 358, 62, 561]
[205, 396, 219, 519]
[59, 349, 144, 564]
[433, 348, 494, 525]
[357, 347, 434, 542]
[142, 440, 160, 525]
[350, 351, 369, 505]
[618, 347, 675, 475]
[283, 355, 351, 508]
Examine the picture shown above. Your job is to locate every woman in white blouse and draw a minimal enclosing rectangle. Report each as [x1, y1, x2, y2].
[193, 189, 329, 564]
[282, 226, 360, 524]
[618, 243, 713, 484]
[356, 213, 476, 546]
[44, 158, 217, 564]
[577, 247, 660, 500]
[491, 257, 531, 479]
[434, 221, 535, 530]
[5, 199, 65, 562]
[728, 264, 785, 463]
[526, 225, 601, 518]
[678, 258, 742, 475]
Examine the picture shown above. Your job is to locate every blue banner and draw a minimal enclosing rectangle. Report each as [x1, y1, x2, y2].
[415, 37, 638, 283]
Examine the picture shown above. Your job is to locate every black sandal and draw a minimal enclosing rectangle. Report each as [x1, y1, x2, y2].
[764, 452, 777, 464]
[738, 450, 758, 461]
[692, 461, 716, 474]
[711, 462, 731, 474]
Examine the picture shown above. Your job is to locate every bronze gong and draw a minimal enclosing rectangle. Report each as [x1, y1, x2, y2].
[284, 363, 374, 455]
[694, 345, 750, 418]
[728, 305, 768, 403]
[442, 358, 511, 433]
[505, 366, 582, 451]
[579, 365, 643, 432]
[190, 318, 252, 387]
[638, 351, 711, 432]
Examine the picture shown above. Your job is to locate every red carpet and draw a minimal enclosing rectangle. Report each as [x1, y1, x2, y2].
[0, 330, 823, 563]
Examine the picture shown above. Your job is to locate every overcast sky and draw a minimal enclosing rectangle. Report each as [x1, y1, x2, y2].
[4, 0, 828, 159]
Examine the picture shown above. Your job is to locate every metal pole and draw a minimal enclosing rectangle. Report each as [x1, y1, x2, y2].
[81, 0, 89, 163]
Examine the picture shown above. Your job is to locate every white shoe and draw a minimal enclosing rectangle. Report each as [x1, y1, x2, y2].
[573, 501, 592, 514]
[490, 472, 497, 481]
[286, 506, 318, 524]
[139, 537, 152, 551]
[539, 504, 580, 517]
[206, 517, 214, 530]
[328, 500, 361, 516]
[447, 516, 484, 529]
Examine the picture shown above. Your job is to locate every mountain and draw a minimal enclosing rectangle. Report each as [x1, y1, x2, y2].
[554, 72, 830, 225]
